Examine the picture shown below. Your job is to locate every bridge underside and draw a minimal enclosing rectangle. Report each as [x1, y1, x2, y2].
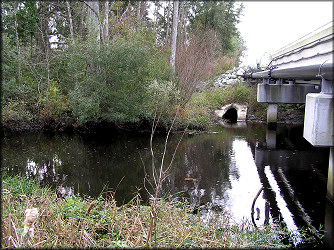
[257, 83, 320, 103]
[253, 63, 333, 202]
[257, 81, 333, 202]
[256, 79, 333, 147]
[249, 23, 333, 235]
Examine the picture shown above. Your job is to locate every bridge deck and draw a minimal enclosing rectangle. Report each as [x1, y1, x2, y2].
[270, 22, 333, 70]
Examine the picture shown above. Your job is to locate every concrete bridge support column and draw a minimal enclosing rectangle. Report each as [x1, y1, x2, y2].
[303, 79, 333, 202]
[304, 93, 334, 146]
[267, 104, 278, 123]
[257, 82, 320, 124]
[328, 147, 333, 202]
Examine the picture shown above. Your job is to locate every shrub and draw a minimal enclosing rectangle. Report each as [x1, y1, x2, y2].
[222, 82, 251, 104]
[176, 29, 219, 100]
[145, 79, 180, 121]
[213, 55, 235, 76]
[66, 33, 174, 125]
[2, 99, 36, 122]
[38, 80, 70, 119]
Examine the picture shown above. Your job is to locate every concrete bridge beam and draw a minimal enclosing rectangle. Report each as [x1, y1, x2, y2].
[257, 83, 321, 104]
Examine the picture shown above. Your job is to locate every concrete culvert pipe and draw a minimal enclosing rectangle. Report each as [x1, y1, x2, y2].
[215, 104, 248, 122]
[222, 108, 238, 123]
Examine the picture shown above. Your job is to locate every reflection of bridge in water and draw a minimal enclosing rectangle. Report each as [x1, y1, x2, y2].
[243, 24, 333, 245]
[244, 22, 333, 196]
[253, 127, 332, 247]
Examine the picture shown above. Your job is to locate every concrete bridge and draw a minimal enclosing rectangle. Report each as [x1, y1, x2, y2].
[244, 22, 333, 202]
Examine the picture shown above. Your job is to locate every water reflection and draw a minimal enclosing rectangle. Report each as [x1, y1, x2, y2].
[2, 131, 151, 203]
[255, 125, 330, 246]
[265, 126, 277, 148]
[1, 123, 331, 246]
[264, 165, 302, 245]
[223, 139, 264, 222]
[325, 199, 334, 248]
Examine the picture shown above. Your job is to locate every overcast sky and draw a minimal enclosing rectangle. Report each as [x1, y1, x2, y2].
[236, 1, 333, 67]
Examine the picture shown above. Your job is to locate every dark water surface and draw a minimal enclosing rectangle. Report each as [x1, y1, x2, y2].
[2, 122, 332, 246]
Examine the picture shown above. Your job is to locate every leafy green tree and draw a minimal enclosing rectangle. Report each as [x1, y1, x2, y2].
[2, 1, 39, 47]
[67, 31, 173, 124]
[1, 0, 246, 128]
[188, 1, 244, 56]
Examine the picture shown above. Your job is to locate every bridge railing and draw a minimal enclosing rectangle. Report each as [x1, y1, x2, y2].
[244, 61, 333, 83]
[242, 22, 333, 85]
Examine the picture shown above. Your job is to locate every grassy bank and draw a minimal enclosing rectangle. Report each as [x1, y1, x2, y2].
[1, 80, 308, 134]
[181, 82, 268, 127]
[1, 174, 293, 248]
[1, 81, 267, 132]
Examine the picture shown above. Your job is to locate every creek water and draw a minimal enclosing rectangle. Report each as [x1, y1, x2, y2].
[2, 122, 332, 246]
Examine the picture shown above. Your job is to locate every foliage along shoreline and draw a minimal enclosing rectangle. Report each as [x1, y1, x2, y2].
[1, 0, 305, 134]
[2, 173, 299, 248]
[0, 85, 252, 134]
[2, 1, 247, 135]
[1, 82, 307, 134]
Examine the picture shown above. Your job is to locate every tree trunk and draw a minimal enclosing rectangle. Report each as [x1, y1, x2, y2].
[170, 0, 179, 70]
[102, 1, 109, 42]
[165, 1, 171, 44]
[35, 1, 50, 61]
[86, 1, 100, 41]
[79, 2, 86, 39]
[13, 3, 21, 86]
[178, 1, 187, 45]
[140, 1, 146, 22]
[66, 0, 75, 45]
[153, 1, 159, 35]
[136, 0, 146, 29]
[45, 42, 51, 102]
[136, 1, 141, 27]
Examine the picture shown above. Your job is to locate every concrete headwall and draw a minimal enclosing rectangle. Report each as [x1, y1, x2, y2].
[215, 104, 248, 121]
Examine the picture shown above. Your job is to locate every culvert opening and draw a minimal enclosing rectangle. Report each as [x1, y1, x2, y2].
[222, 108, 238, 123]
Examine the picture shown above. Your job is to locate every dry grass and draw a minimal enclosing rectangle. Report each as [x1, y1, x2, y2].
[2, 174, 290, 248]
